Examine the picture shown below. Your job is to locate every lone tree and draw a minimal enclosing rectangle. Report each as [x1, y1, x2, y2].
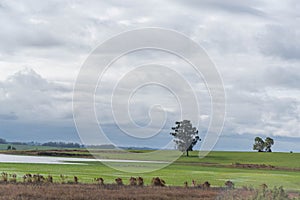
[170, 120, 201, 156]
[265, 137, 274, 152]
[253, 137, 274, 152]
[253, 137, 265, 152]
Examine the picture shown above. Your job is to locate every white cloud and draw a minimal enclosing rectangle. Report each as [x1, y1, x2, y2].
[0, 0, 299, 147]
[0, 68, 73, 122]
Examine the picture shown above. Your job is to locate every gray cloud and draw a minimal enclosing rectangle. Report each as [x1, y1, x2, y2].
[224, 85, 300, 138]
[173, 0, 267, 17]
[258, 24, 300, 60]
[0, 1, 299, 150]
[0, 68, 73, 121]
[0, 112, 18, 120]
[264, 65, 300, 88]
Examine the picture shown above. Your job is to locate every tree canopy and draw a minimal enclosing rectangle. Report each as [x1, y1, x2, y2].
[253, 137, 265, 152]
[253, 137, 274, 152]
[170, 120, 201, 156]
[265, 137, 274, 152]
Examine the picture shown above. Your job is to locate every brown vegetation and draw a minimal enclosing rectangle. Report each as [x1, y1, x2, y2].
[225, 180, 234, 189]
[23, 174, 32, 183]
[94, 177, 104, 185]
[0, 183, 297, 200]
[190, 180, 211, 189]
[201, 181, 211, 189]
[46, 175, 53, 183]
[151, 177, 166, 186]
[33, 174, 45, 183]
[1, 172, 8, 182]
[137, 176, 144, 186]
[115, 177, 123, 186]
[0, 183, 220, 200]
[232, 163, 276, 169]
[129, 177, 137, 186]
[0, 172, 298, 199]
[184, 181, 188, 188]
[9, 173, 17, 183]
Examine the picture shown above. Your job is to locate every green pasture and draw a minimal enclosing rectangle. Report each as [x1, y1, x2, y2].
[0, 144, 57, 151]
[177, 151, 300, 168]
[0, 151, 299, 191]
[27, 149, 299, 169]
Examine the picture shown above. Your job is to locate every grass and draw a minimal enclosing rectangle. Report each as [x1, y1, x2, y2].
[0, 150, 299, 191]
[177, 151, 300, 168]
[0, 144, 57, 151]
[23, 149, 299, 168]
[0, 162, 299, 191]
[5, 149, 299, 168]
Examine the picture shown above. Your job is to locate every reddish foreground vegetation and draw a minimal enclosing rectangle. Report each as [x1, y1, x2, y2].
[0, 172, 299, 199]
[0, 183, 235, 200]
[0, 183, 298, 200]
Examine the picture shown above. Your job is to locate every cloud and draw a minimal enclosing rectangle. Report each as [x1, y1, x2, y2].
[263, 65, 300, 88]
[0, 1, 299, 150]
[173, 0, 267, 17]
[0, 112, 18, 120]
[0, 68, 73, 122]
[258, 24, 300, 60]
[224, 85, 300, 138]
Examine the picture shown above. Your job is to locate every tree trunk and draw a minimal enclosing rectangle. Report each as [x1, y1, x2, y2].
[186, 150, 189, 157]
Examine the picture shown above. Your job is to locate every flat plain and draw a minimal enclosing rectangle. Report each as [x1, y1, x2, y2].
[0, 150, 299, 191]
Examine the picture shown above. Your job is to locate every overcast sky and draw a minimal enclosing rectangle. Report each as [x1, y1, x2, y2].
[0, 0, 299, 152]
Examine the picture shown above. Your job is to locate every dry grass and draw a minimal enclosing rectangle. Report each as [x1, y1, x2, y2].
[0, 183, 298, 200]
[0, 183, 222, 200]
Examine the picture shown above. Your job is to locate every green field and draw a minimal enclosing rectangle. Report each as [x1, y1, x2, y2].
[89, 150, 300, 169]
[0, 144, 58, 151]
[0, 151, 299, 191]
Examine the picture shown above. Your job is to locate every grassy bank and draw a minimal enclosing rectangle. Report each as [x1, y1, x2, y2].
[0, 150, 299, 191]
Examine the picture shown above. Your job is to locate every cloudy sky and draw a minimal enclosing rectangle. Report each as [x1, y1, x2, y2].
[0, 0, 299, 152]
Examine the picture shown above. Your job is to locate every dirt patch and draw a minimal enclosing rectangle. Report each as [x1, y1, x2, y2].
[37, 151, 91, 157]
[231, 163, 300, 171]
[0, 149, 94, 158]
